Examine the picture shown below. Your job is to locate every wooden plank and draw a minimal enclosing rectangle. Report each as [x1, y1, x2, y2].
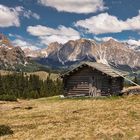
[67, 92, 89, 95]
[63, 65, 124, 96]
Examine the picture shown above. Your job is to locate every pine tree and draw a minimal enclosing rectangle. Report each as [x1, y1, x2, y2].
[0, 72, 63, 100]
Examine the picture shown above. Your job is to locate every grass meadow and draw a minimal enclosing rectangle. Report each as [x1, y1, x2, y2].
[0, 95, 140, 140]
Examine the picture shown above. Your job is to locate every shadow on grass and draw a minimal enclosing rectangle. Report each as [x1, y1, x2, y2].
[64, 95, 124, 101]
[32, 95, 125, 102]
[0, 125, 13, 136]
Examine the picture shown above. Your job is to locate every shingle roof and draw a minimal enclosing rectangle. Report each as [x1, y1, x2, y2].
[61, 62, 126, 78]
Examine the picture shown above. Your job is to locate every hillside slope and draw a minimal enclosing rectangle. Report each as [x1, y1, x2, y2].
[0, 95, 140, 140]
[0, 70, 58, 80]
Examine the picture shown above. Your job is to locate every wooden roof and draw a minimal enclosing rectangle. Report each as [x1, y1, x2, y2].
[61, 62, 126, 78]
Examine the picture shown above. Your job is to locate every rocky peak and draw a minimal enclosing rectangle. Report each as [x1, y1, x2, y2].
[107, 38, 117, 43]
[77, 38, 88, 43]
[101, 39, 129, 53]
[0, 34, 13, 49]
[47, 42, 62, 52]
[0, 34, 27, 70]
[35, 38, 140, 68]
[49, 42, 61, 47]
[102, 39, 121, 47]
[64, 40, 75, 46]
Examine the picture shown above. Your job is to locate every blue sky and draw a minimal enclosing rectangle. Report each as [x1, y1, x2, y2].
[0, 0, 140, 49]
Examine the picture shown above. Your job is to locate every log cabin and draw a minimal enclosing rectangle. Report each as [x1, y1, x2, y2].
[60, 62, 125, 97]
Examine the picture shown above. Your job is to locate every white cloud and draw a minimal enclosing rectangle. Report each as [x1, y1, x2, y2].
[12, 39, 39, 50]
[75, 12, 140, 34]
[27, 25, 80, 44]
[40, 35, 80, 45]
[9, 33, 23, 39]
[126, 11, 140, 31]
[27, 25, 80, 36]
[0, 4, 40, 27]
[94, 36, 140, 47]
[125, 39, 140, 46]
[23, 10, 40, 20]
[38, 0, 107, 14]
[94, 36, 118, 42]
[0, 4, 20, 27]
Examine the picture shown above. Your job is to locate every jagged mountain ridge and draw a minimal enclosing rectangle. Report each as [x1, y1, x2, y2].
[0, 33, 140, 70]
[0, 34, 27, 70]
[101, 39, 140, 68]
[30, 38, 140, 69]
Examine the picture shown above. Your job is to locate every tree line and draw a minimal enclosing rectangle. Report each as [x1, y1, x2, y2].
[0, 73, 63, 101]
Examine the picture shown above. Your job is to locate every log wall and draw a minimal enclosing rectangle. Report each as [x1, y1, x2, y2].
[63, 66, 123, 97]
[111, 77, 124, 95]
[64, 67, 92, 96]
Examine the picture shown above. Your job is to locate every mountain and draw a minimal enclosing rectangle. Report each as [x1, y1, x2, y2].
[23, 48, 41, 58]
[100, 39, 140, 70]
[29, 38, 140, 70]
[124, 42, 140, 52]
[0, 34, 63, 72]
[0, 34, 27, 70]
[0, 33, 139, 72]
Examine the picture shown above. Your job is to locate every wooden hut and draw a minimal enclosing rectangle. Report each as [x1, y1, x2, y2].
[61, 62, 125, 97]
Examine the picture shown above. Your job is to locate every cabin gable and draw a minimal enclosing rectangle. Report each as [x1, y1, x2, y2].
[61, 63, 124, 97]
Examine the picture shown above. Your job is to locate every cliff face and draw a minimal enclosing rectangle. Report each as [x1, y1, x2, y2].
[30, 38, 140, 68]
[0, 34, 27, 69]
[99, 39, 140, 68]
[0, 33, 140, 70]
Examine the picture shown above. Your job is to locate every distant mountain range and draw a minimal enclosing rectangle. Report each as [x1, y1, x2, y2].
[25, 38, 140, 71]
[0, 33, 140, 71]
[0, 34, 27, 70]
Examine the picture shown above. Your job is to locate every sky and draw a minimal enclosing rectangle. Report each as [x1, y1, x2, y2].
[0, 0, 140, 50]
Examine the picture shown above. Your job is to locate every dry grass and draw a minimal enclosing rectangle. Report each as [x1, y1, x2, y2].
[0, 70, 58, 80]
[0, 95, 140, 140]
[0, 70, 13, 76]
[26, 71, 58, 80]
